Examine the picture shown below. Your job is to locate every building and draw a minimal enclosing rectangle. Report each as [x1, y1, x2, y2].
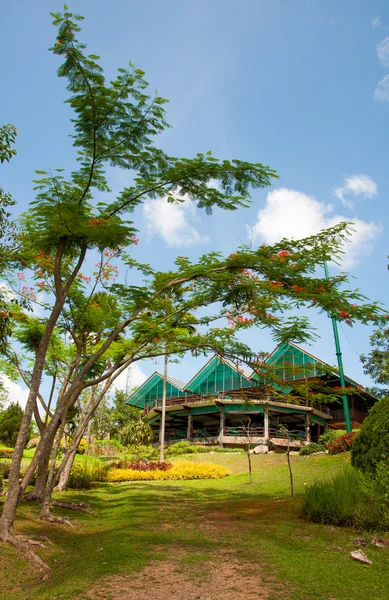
[127, 342, 376, 450]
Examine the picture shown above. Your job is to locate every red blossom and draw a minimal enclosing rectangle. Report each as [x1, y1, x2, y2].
[277, 250, 290, 258]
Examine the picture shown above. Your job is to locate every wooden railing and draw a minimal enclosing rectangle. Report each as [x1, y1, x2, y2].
[144, 390, 332, 416]
[224, 425, 264, 437]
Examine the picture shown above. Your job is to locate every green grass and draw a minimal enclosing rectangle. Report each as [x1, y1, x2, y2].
[1, 452, 388, 600]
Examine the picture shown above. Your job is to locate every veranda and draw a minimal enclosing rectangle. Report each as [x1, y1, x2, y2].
[144, 388, 331, 450]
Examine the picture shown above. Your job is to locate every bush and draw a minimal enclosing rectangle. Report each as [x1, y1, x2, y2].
[123, 444, 158, 460]
[111, 460, 172, 472]
[352, 397, 389, 473]
[299, 442, 325, 456]
[67, 460, 109, 489]
[318, 429, 347, 448]
[165, 442, 243, 457]
[92, 439, 125, 455]
[303, 465, 389, 530]
[0, 403, 25, 448]
[0, 448, 13, 459]
[0, 461, 11, 479]
[327, 432, 358, 455]
[106, 461, 229, 482]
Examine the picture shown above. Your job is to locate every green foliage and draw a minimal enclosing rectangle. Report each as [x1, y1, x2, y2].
[0, 460, 11, 479]
[303, 465, 389, 530]
[299, 442, 324, 456]
[165, 441, 243, 457]
[362, 326, 389, 387]
[352, 396, 389, 473]
[0, 124, 19, 351]
[93, 438, 124, 455]
[67, 459, 108, 489]
[120, 418, 154, 448]
[318, 429, 347, 448]
[0, 403, 26, 447]
[327, 432, 358, 455]
[121, 444, 158, 461]
[110, 390, 142, 438]
[0, 448, 14, 458]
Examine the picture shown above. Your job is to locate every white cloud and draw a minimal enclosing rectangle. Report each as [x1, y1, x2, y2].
[143, 197, 209, 247]
[1, 375, 29, 410]
[374, 74, 389, 102]
[248, 187, 381, 269]
[371, 16, 382, 29]
[110, 363, 147, 393]
[377, 36, 389, 66]
[334, 174, 377, 207]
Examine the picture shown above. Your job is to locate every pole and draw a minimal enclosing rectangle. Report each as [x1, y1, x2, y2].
[323, 261, 352, 433]
[159, 350, 168, 462]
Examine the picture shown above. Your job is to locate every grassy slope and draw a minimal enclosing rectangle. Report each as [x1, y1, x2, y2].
[1, 452, 388, 600]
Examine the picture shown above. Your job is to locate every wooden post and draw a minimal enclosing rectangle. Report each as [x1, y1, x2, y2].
[159, 351, 168, 462]
[219, 405, 225, 446]
[264, 408, 269, 441]
[187, 413, 192, 440]
[305, 413, 311, 443]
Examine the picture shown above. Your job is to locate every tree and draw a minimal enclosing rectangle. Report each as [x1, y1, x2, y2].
[362, 326, 389, 393]
[0, 6, 278, 553]
[91, 397, 112, 439]
[351, 396, 389, 474]
[120, 418, 154, 454]
[0, 403, 25, 448]
[0, 7, 384, 566]
[110, 389, 142, 437]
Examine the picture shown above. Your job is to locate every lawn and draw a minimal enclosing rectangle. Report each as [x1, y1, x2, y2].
[1, 451, 388, 600]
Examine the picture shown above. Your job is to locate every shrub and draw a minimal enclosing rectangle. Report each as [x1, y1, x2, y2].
[106, 461, 229, 482]
[299, 442, 325, 456]
[303, 465, 389, 530]
[352, 397, 389, 473]
[123, 445, 158, 460]
[111, 460, 172, 471]
[0, 461, 11, 479]
[0, 448, 14, 459]
[327, 432, 358, 455]
[0, 403, 26, 448]
[165, 442, 243, 457]
[67, 460, 108, 489]
[318, 429, 347, 448]
[77, 439, 87, 454]
[92, 439, 125, 455]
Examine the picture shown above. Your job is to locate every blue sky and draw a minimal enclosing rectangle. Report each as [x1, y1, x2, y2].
[1, 0, 389, 401]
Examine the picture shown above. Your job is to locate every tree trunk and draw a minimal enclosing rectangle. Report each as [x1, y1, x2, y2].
[31, 451, 51, 501]
[0, 309, 65, 534]
[0, 241, 86, 538]
[40, 420, 66, 521]
[286, 433, 294, 498]
[55, 447, 77, 491]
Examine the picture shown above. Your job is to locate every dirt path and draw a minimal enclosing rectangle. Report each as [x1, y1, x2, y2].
[87, 549, 271, 600]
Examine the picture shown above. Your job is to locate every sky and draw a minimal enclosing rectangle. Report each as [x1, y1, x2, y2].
[1, 0, 389, 405]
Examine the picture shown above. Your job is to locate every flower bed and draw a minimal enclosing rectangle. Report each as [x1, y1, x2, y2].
[106, 460, 229, 482]
[0, 449, 14, 459]
[110, 460, 172, 471]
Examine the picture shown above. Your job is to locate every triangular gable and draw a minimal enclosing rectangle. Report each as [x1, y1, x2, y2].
[127, 372, 185, 409]
[265, 342, 326, 381]
[186, 355, 252, 394]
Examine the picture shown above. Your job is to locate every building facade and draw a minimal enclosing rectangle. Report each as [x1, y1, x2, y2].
[127, 343, 375, 450]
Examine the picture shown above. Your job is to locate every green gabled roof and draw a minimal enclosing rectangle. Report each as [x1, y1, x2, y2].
[185, 354, 252, 394]
[251, 341, 359, 388]
[265, 342, 326, 380]
[127, 372, 185, 409]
